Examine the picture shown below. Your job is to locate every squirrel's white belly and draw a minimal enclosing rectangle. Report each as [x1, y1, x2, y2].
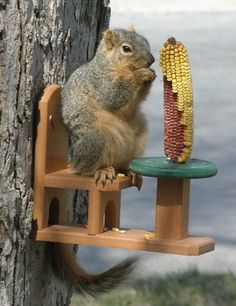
[95, 109, 141, 168]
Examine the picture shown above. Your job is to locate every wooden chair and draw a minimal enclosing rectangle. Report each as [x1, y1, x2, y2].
[33, 85, 217, 256]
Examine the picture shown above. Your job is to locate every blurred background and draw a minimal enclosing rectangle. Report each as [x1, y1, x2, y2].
[77, 0, 236, 279]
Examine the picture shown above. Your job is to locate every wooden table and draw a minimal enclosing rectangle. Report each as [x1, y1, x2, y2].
[130, 156, 217, 244]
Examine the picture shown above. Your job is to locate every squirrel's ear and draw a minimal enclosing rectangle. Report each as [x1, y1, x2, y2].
[103, 29, 120, 50]
[127, 24, 136, 32]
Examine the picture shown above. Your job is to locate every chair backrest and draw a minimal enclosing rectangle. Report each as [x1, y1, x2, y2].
[35, 85, 68, 176]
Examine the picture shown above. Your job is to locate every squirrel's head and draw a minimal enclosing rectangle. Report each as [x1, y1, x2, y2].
[99, 27, 155, 69]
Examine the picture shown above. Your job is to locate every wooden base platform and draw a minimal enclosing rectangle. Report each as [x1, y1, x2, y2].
[35, 225, 215, 256]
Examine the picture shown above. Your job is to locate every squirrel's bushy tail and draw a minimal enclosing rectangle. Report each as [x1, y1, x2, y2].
[51, 243, 136, 297]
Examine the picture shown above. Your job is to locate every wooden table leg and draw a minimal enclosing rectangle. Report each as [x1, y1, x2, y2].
[155, 177, 190, 240]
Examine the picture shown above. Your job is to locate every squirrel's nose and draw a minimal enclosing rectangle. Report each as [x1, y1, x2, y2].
[148, 54, 155, 66]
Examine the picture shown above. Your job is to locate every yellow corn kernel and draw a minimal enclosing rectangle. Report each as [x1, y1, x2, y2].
[112, 227, 126, 234]
[117, 173, 125, 178]
[112, 227, 120, 232]
[145, 234, 154, 240]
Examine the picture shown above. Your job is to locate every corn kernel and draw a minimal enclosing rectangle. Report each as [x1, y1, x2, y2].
[145, 234, 154, 240]
[117, 173, 125, 178]
[112, 227, 120, 232]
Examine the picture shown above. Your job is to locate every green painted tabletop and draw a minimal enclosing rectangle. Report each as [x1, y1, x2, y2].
[129, 156, 218, 179]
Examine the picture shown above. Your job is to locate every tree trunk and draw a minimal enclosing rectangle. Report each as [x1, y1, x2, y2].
[0, 1, 110, 305]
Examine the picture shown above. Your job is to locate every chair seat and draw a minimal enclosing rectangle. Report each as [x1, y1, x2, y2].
[44, 167, 133, 191]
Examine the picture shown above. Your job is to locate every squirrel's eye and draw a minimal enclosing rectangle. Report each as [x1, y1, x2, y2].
[122, 45, 132, 53]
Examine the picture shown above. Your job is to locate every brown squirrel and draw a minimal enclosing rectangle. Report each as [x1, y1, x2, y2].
[59, 27, 156, 296]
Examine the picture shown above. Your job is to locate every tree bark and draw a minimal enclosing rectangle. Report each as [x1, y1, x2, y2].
[0, 1, 110, 305]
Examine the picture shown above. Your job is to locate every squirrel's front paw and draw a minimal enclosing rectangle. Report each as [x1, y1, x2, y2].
[136, 68, 156, 83]
[94, 167, 116, 187]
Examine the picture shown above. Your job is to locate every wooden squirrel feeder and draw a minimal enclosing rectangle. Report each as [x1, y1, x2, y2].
[33, 84, 217, 256]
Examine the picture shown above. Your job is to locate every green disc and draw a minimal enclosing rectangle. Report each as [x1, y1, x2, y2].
[129, 156, 218, 179]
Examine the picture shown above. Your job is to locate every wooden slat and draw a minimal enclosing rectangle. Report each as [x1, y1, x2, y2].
[36, 225, 215, 256]
[44, 168, 133, 191]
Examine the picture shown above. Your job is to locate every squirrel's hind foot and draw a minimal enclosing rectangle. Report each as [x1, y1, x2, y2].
[94, 167, 116, 187]
[129, 172, 143, 191]
[116, 169, 143, 191]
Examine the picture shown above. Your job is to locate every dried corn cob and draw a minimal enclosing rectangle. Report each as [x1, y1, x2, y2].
[159, 37, 193, 163]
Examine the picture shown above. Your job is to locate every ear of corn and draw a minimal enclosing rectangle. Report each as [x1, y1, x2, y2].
[159, 37, 193, 163]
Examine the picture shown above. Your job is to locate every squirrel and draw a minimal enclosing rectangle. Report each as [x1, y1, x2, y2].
[59, 27, 156, 296]
[61, 26, 156, 187]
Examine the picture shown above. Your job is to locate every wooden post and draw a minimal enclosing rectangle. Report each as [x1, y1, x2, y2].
[87, 190, 105, 235]
[155, 177, 190, 240]
[105, 192, 121, 230]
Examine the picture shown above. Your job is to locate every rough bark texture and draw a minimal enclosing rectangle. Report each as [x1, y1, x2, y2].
[0, 1, 110, 305]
